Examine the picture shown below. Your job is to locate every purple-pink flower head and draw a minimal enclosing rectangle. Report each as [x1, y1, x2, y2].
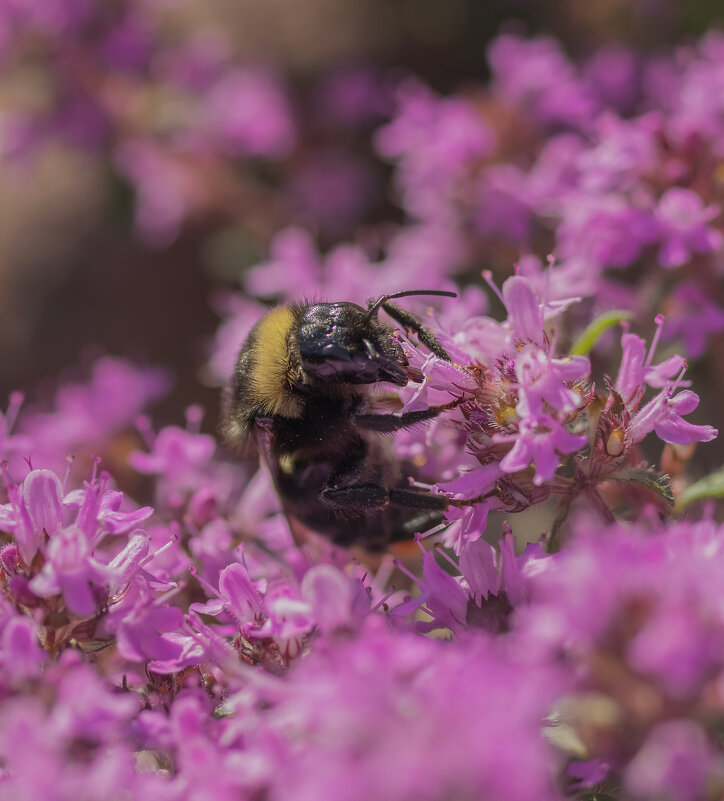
[662, 282, 724, 360]
[514, 344, 589, 419]
[614, 319, 683, 407]
[497, 414, 587, 486]
[189, 559, 369, 673]
[199, 69, 296, 159]
[632, 384, 718, 446]
[375, 79, 494, 221]
[556, 193, 658, 271]
[611, 319, 716, 447]
[17, 357, 169, 474]
[0, 614, 45, 687]
[234, 617, 562, 801]
[624, 720, 723, 801]
[0, 463, 189, 660]
[395, 534, 543, 635]
[30, 524, 115, 617]
[0, 651, 157, 799]
[487, 34, 598, 131]
[439, 273, 589, 489]
[130, 413, 222, 514]
[23, 469, 151, 617]
[509, 519, 724, 792]
[655, 188, 723, 268]
[519, 518, 724, 700]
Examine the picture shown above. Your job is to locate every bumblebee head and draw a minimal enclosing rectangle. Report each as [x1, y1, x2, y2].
[298, 302, 410, 386]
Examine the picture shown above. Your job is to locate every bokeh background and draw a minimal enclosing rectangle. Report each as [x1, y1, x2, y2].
[1, 0, 722, 437]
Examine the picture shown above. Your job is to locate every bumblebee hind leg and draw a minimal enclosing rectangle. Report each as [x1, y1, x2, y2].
[321, 482, 389, 513]
[322, 479, 451, 513]
[317, 440, 386, 515]
[352, 397, 463, 433]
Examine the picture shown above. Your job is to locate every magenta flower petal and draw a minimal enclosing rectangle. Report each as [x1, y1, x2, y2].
[218, 562, 265, 624]
[459, 538, 500, 602]
[116, 605, 185, 662]
[502, 276, 544, 344]
[22, 469, 63, 537]
[59, 573, 98, 617]
[1, 617, 44, 682]
[420, 551, 469, 631]
[301, 565, 368, 634]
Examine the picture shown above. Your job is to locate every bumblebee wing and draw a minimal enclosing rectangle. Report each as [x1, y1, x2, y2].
[250, 423, 307, 545]
[249, 421, 276, 475]
[230, 430, 260, 461]
[219, 383, 259, 459]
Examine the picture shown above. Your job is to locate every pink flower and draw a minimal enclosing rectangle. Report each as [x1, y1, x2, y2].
[631, 387, 718, 445]
[200, 69, 296, 158]
[655, 187, 723, 268]
[497, 414, 587, 485]
[514, 345, 589, 418]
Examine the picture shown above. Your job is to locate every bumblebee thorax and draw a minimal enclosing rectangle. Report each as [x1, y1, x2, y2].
[251, 306, 305, 418]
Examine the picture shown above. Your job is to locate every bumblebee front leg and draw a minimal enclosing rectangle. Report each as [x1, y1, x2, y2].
[380, 300, 453, 362]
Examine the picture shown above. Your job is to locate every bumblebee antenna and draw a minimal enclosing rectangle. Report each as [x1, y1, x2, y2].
[365, 289, 457, 320]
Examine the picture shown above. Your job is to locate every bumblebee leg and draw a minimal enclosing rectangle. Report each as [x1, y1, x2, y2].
[388, 487, 449, 510]
[380, 300, 453, 362]
[319, 441, 390, 514]
[321, 482, 450, 521]
[321, 483, 389, 512]
[353, 397, 462, 433]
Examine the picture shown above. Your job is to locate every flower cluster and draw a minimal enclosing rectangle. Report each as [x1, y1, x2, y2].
[3, 10, 724, 801]
[0, 248, 719, 798]
[519, 518, 724, 798]
[373, 32, 724, 358]
[403, 273, 716, 552]
[208, 30, 724, 369]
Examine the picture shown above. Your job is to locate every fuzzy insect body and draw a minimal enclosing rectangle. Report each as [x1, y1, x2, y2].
[223, 291, 458, 550]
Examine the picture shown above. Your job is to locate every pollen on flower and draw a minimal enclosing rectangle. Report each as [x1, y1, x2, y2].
[496, 404, 520, 426]
[606, 428, 626, 456]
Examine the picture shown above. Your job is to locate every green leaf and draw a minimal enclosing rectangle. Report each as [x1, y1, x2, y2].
[677, 469, 724, 511]
[608, 468, 674, 509]
[570, 310, 633, 356]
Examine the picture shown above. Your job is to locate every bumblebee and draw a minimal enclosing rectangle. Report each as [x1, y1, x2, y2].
[222, 290, 460, 550]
